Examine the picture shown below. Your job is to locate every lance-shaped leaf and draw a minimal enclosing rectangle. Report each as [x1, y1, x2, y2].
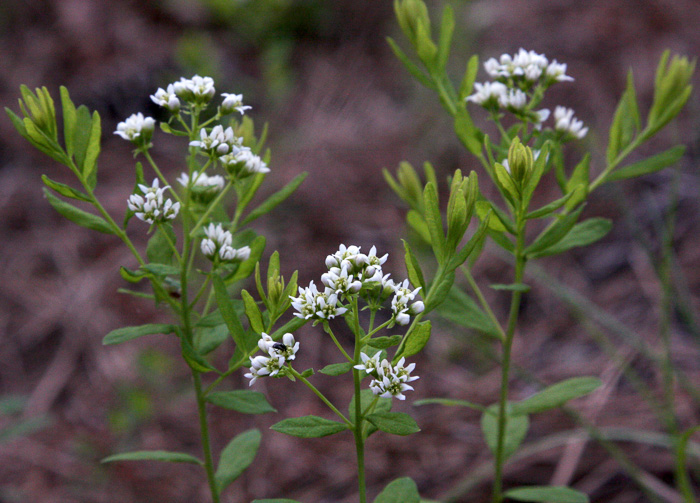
[423, 182, 446, 262]
[504, 486, 589, 503]
[437, 286, 501, 338]
[82, 111, 101, 187]
[524, 205, 584, 257]
[146, 223, 176, 265]
[606, 145, 685, 182]
[206, 390, 276, 415]
[398, 321, 431, 359]
[480, 404, 529, 461]
[367, 335, 402, 350]
[271, 416, 350, 438]
[241, 172, 308, 225]
[459, 54, 479, 101]
[44, 189, 115, 235]
[227, 235, 266, 283]
[526, 191, 575, 220]
[436, 5, 454, 72]
[406, 210, 432, 244]
[403, 240, 426, 293]
[103, 323, 176, 345]
[366, 412, 420, 436]
[215, 429, 261, 492]
[212, 274, 247, 350]
[511, 377, 602, 415]
[102, 450, 203, 465]
[241, 289, 264, 334]
[529, 218, 612, 259]
[319, 362, 353, 376]
[607, 71, 640, 165]
[386, 37, 435, 90]
[42, 175, 91, 202]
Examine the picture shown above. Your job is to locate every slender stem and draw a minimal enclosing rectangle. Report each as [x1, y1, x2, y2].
[492, 213, 527, 503]
[142, 150, 183, 205]
[189, 181, 235, 238]
[461, 265, 506, 341]
[323, 322, 353, 362]
[193, 371, 220, 503]
[351, 296, 367, 503]
[289, 367, 352, 426]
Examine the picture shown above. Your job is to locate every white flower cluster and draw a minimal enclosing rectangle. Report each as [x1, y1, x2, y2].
[127, 179, 180, 224]
[150, 75, 252, 115]
[290, 244, 424, 327]
[467, 49, 587, 138]
[114, 112, 155, 144]
[200, 223, 251, 262]
[355, 351, 419, 400]
[390, 279, 424, 326]
[245, 333, 299, 385]
[553, 106, 589, 139]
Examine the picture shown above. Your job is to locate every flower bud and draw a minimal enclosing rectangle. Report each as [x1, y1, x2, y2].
[507, 137, 534, 185]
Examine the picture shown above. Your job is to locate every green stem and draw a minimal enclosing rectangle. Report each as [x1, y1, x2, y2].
[323, 322, 353, 362]
[193, 371, 220, 503]
[142, 150, 183, 205]
[189, 181, 235, 239]
[352, 297, 367, 503]
[289, 367, 352, 426]
[492, 213, 527, 503]
[461, 265, 506, 341]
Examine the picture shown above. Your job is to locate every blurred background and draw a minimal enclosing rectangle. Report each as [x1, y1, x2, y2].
[0, 0, 699, 502]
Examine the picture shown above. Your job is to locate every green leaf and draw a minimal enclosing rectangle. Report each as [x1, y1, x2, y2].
[365, 412, 420, 436]
[524, 205, 584, 257]
[41, 175, 91, 202]
[319, 362, 353, 376]
[146, 223, 176, 265]
[82, 111, 101, 187]
[349, 389, 391, 425]
[606, 145, 685, 182]
[403, 240, 426, 293]
[436, 5, 454, 72]
[454, 109, 482, 156]
[425, 270, 455, 312]
[511, 377, 602, 415]
[447, 210, 493, 271]
[270, 416, 349, 438]
[494, 162, 519, 205]
[180, 334, 218, 374]
[241, 172, 307, 225]
[489, 283, 530, 293]
[59, 87, 77, 157]
[119, 266, 146, 283]
[400, 321, 431, 358]
[43, 189, 114, 234]
[102, 450, 203, 465]
[386, 37, 435, 90]
[406, 210, 432, 244]
[423, 182, 445, 263]
[414, 398, 485, 412]
[212, 274, 247, 350]
[228, 235, 266, 283]
[367, 335, 402, 349]
[529, 218, 612, 259]
[437, 287, 501, 338]
[526, 192, 575, 220]
[480, 404, 529, 460]
[504, 486, 589, 503]
[241, 289, 264, 334]
[215, 429, 261, 492]
[207, 390, 276, 414]
[521, 142, 551, 209]
[103, 323, 176, 345]
[607, 71, 640, 165]
[195, 323, 229, 355]
[374, 477, 420, 503]
[140, 263, 180, 277]
[459, 55, 479, 101]
[72, 105, 93, 172]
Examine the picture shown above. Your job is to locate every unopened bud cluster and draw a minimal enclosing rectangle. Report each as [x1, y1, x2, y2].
[200, 223, 251, 263]
[467, 49, 587, 139]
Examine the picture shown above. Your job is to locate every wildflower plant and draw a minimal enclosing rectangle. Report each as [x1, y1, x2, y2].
[6, 76, 308, 503]
[388, 0, 695, 501]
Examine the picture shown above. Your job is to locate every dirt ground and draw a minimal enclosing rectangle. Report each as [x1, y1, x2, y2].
[0, 1, 699, 502]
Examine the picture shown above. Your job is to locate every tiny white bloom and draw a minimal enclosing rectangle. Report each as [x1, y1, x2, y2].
[127, 178, 179, 224]
[221, 93, 252, 115]
[354, 351, 382, 374]
[546, 60, 574, 82]
[466, 82, 508, 108]
[150, 84, 181, 112]
[174, 75, 216, 104]
[114, 113, 156, 143]
[554, 106, 588, 139]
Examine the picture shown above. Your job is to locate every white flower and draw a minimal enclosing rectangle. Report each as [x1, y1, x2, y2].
[200, 223, 249, 262]
[114, 113, 156, 143]
[270, 333, 300, 361]
[554, 106, 588, 139]
[466, 81, 508, 108]
[290, 281, 347, 320]
[498, 88, 528, 110]
[391, 279, 422, 326]
[173, 75, 216, 104]
[546, 60, 574, 82]
[150, 84, 181, 112]
[321, 266, 362, 295]
[127, 178, 179, 224]
[190, 125, 238, 155]
[221, 93, 252, 115]
[354, 351, 382, 374]
[177, 171, 225, 192]
[369, 358, 418, 400]
[245, 354, 285, 386]
[236, 150, 270, 174]
[362, 245, 388, 281]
